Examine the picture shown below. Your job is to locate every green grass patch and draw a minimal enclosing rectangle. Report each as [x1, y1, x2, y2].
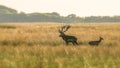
[0, 25, 16, 29]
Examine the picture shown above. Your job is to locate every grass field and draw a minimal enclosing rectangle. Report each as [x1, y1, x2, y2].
[0, 22, 120, 68]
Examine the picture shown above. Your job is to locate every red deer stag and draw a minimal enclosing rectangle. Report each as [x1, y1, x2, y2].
[58, 25, 78, 45]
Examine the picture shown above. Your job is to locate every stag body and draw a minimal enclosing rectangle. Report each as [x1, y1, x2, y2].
[89, 37, 103, 46]
[59, 25, 78, 45]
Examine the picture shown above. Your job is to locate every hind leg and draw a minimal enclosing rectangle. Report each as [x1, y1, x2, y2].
[75, 41, 78, 45]
[72, 41, 78, 45]
[72, 42, 75, 45]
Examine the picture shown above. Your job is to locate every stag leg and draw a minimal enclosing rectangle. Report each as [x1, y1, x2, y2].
[72, 41, 78, 45]
[65, 41, 69, 45]
[75, 41, 78, 45]
[72, 42, 75, 45]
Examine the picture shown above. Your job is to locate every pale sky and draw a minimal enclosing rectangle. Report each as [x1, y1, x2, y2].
[0, 0, 120, 17]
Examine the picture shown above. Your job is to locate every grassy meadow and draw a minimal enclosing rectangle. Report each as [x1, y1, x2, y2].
[0, 22, 120, 68]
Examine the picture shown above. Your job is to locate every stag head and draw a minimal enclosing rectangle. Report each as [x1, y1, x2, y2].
[58, 25, 71, 37]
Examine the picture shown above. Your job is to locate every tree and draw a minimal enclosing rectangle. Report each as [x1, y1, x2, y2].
[0, 5, 17, 14]
[67, 14, 76, 18]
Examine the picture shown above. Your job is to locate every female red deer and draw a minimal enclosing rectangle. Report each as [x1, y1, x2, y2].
[89, 37, 104, 46]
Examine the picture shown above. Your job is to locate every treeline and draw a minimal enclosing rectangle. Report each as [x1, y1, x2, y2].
[0, 5, 120, 23]
[83, 16, 120, 22]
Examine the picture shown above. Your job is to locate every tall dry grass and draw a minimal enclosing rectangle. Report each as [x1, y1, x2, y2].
[0, 22, 120, 68]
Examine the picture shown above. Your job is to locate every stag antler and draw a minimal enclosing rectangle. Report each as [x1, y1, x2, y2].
[59, 25, 71, 33]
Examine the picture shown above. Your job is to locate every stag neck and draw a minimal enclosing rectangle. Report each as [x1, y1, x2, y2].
[99, 38, 103, 42]
[61, 33, 66, 36]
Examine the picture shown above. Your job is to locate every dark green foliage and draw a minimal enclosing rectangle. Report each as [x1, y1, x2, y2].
[83, 16, 120, 22]
[0, 5, 81, 23]
[0, 5, 17, 14]
[0, 5, 120, 23]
